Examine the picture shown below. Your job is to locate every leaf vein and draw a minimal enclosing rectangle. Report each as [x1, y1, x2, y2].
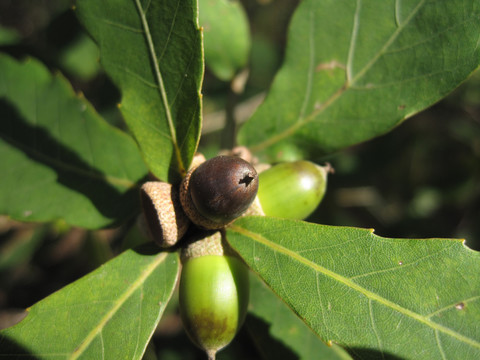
[346, 0, 362, 83]
[134, 0, 185, 176]
[100, 19, 143, 34]
[384, 14, 479, 55]
[435, 329, 447, 360]
[157, 0, 181, 62]
[250, 0, 428, 152]
[299, 11, 315, 120]
[229, 224, 480, 349]
[349, 244, 452, 281]
[110, 64, 159, 89]
[426, 296, 480, 319]
[132, 284, 143, 360]
[394, 0, 402, 27]
[350, 0, 427, 85]
[369, 299, 385, 360]
[100, 331, 105, 360]
[70, 252, 168, 359]
[349, 68, 454, 90]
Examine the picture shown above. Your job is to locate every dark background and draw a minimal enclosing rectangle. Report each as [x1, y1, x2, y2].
[1, 0, 479, 359]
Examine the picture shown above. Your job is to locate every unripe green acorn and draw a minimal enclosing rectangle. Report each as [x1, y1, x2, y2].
[180, 155, 259, 229]
[257, 160, 331, 220]
[179, 232, 249, 359]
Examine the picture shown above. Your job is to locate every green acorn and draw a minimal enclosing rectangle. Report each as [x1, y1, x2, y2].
[257, 160, 331, 220]
[179, 231, 249, 360]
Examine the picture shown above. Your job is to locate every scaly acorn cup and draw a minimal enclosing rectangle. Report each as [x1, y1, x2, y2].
[180, 155, 259, 229]
[179, 231, 249, 360]
[257, 160, 331, 220]
[139, 182, 190, 247]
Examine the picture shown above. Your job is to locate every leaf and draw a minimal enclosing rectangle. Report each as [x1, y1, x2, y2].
[76, 0, 204, 184]
[59, 33, 101, 81]
[0, 225, 46, 272]
[0, 246, 180, 360]
[238, 0, 480, 162]
[247, 273, 352, 360]
[227, 216, 480, 359]
[0, 26, 20, 46]
[199, 0, 250, 81]
[0, 55, 148, 229]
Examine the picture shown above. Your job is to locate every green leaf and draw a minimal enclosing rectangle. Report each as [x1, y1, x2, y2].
[59, 33, 101, 81]
[199, 0, 250, 81]
[76, 0, 204, 184]
[228, 216, 480, 359]
[247, 273, 352, 360]
[238, 0, 480, 162]
[0, 225, 46, 272]
[0, 55, 148, 229]
[0, 26, 20, 46]
[0, 246, 180, 360]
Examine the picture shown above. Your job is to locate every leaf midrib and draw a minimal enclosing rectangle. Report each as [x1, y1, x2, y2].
[133, 0, 185, 176]
[70, 252, 169, 359]
[229, 224, 480, 349]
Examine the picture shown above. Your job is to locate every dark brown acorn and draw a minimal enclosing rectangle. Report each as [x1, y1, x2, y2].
[180, 156, 259, 229]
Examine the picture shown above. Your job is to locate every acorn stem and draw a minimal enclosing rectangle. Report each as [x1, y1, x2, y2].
[207, 349, 217, 360]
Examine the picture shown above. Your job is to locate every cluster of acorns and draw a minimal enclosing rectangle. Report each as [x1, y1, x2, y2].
[139, 148, 331, 359]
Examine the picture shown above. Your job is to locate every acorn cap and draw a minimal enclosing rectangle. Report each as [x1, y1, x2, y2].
[218, 146, 256, 164]
[242, 196, 265, 217]
[180, 230, 226, 262]
[189, 152, 206, 170]
[140, 181, 190, 247]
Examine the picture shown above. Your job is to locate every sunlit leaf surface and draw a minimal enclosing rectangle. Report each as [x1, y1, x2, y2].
[239, 0, 480, 162]
[228, 216, 480, 359]
[0, 247, 180, 360]
[76, 0, 204, 183]
[247, 273, 352, 360]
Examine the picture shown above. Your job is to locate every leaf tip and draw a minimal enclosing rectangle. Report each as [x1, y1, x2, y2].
[460, 238, 476, 251]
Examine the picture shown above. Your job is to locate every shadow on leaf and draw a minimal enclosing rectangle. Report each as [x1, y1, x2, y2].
[245, 313, 299, 360]
[347, 347, 405, 360]
[0, 335, 40, 359]
[0, 99, 147, 227]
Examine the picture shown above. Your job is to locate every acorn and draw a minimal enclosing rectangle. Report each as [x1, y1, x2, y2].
[179, 231, 249, 360]
[180, 155, 259, 229]
[257, 161, 331, 220]
[139, 181, 190, 247]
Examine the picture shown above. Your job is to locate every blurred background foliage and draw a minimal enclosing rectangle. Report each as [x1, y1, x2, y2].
[1, 0, 479, 358]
